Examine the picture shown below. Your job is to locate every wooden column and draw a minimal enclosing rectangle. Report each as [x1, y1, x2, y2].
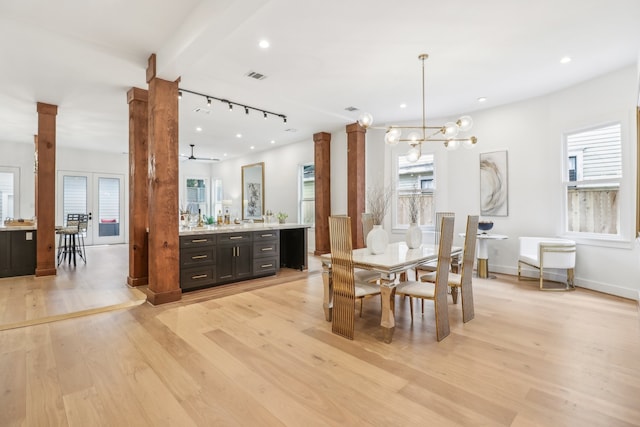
[313, 132, 331, 255]
[126, 87, 149, 287]
[346, 123, 366, 248]
[35, 102, 57, 277]
[146, 54, 181, 304]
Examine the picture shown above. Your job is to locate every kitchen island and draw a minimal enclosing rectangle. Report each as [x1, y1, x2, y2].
[179, 223, 309, 291]
[0, 225, 37, 278]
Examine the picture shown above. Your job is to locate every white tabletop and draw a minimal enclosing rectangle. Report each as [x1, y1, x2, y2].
[460, 232, 508, 240]
[322, 242, 462, 275]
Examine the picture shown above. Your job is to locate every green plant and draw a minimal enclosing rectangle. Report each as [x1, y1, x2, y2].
[277, 212, 288, 221]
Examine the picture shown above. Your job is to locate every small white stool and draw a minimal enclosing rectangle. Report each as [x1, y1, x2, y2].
[517, 237, 576, 291]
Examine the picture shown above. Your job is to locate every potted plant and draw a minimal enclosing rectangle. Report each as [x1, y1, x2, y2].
[366, 185, 394, 254]
[277, 212, 288, 224]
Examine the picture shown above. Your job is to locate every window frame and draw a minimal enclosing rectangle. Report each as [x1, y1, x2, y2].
[391, 148, 436, 231]
[561, 119, 633, 248]
[0, 166, 20, 220]
[298, 162, 315, 227]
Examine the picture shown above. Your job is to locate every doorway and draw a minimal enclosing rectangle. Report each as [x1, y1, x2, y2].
[57, 171, 125, 245]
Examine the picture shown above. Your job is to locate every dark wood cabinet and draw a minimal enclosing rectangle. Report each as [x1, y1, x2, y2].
[253, 230, 279, 277]
[216, 232, 252, 283]
[179, 226, 306, 292]
[0, 230, 37, 278]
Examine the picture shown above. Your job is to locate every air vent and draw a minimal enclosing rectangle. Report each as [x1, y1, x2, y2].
[246, 71, 267, 80]
[344, 106, 359, 112]
[285, 128, 297, 132]
[193, 107, 211, 114]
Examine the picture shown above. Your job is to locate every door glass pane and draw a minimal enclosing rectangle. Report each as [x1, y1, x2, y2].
[0, 171, 15, 220]
[63, 176, 87, 224]
[98, 177, 120, 237]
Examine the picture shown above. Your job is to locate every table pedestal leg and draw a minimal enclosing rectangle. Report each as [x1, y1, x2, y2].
[380, 284, 396, 343]
[476, 238, 489, 278]
[321, 262, 332, 322]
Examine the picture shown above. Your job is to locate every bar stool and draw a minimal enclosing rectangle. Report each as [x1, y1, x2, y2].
[56, 214, 82, 266]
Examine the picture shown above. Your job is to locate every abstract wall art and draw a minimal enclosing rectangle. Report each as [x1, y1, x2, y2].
[479, 150, 508, 216]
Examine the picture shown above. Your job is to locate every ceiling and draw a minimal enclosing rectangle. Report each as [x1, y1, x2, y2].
[1, 0, 640, 161]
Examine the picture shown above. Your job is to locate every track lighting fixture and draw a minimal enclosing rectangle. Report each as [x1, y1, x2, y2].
[177, 88, 288, 124]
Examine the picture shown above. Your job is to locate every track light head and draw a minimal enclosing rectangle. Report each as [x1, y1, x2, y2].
[178, 91, 182, 99]
[245, 106, 249, 115]
[283, 116, 287, 123]
[263, 111, 267, 119]
[228, 103, 233, 111]
[206, 97, 211, 107]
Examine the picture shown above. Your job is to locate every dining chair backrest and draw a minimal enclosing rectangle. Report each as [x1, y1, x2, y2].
[459, 215, 479, 322]
[328, 215, 357, 340]
[434, 211, 455, 245]
[433, 215, 455, 340]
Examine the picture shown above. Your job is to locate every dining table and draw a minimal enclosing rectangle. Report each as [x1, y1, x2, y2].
[321, 241, 462, 343]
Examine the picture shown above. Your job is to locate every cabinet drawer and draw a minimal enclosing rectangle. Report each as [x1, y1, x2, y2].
[180, 235, 216, 248]
[217, 232, 251, 244]
[181, 246, 216, 268]
[253, 257, 278, 276]
[253, 241, 279, 258]
[181, 265, 216, 290]
[253, 230, 279, 242]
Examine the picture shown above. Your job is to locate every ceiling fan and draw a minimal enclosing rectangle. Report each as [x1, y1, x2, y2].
[180, 144, 220, 162]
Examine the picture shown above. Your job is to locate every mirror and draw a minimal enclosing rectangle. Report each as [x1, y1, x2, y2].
[242, 162, 265, 221]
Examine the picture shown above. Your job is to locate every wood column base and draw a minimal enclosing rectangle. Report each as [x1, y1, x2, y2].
[127, 276, 149, 287]
[146, 288, 181, 305]
[35, 267, 57, 277]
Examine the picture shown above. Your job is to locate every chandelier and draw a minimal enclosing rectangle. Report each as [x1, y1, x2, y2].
[357, 54, 477, 162]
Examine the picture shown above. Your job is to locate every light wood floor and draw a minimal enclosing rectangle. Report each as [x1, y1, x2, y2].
[1, 245, 639, 426]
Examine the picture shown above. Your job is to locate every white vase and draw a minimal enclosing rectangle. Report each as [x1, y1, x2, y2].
[367, 224, 388, 254]
[405, 222, 422, 249]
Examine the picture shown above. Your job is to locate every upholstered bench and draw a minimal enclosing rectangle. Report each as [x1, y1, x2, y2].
[517, 237, 576, 291]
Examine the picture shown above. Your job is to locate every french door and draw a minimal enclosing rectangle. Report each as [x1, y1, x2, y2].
[57, 171, 125, 245]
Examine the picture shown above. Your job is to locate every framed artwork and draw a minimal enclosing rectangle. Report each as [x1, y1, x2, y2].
[241, 162, 265, 220]
[480, 150, 508, 216]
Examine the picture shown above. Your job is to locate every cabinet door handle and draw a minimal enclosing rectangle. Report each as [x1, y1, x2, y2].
[237, 247, 240, 257]
[220, 274, 232, 279]
[191, 239, 208, 243]
[261, 264, 273, 268]
[261, 233, 274, 237]
[261, 247, 273, 251]
[192, 255, 207, 260]
[191, 274, 208, 280]
[230, 236, 243, 240]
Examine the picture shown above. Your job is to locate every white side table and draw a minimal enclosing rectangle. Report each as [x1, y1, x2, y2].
[476, 233, 508, 278]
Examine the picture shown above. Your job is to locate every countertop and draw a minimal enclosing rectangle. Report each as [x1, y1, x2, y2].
[0, 225, 37, 231]
[179, 222, 309, 236]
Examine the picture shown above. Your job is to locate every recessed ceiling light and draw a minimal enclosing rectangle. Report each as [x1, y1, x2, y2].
[270, 140, 275, 144]
[400, 103, 407, 109]
[250, 145, 255, 150]
[195, 126, 202, 132]
[477, 97, 487, 103]
[223, 153, 227, 157]
[259, 39, 270, 49]
[560, 56, 572, 64]
[236, 133, 242, 138]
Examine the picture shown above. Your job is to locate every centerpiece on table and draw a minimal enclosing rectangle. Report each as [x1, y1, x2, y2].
[404, 188, 423, 249]
[366, 185, 394, 254]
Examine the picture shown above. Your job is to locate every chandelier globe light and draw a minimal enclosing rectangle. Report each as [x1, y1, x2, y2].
[357, 54, 477, 161]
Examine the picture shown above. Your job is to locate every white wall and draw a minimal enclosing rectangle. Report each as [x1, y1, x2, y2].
[442, 65, 639, 299]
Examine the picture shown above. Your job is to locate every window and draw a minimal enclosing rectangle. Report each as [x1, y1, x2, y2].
[0, 167, 19, 220]
[564, 123, 621, 236]
[395, 153, 435, 227]
[299, 163, 315, 226]
[186, 178, 209, 216]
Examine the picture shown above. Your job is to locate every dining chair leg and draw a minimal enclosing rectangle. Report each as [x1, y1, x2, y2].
[359, 298, 363, 317]
[421, 299, 424, 316]
[451, 286, 459, 304]
[409, 296, 414, 322]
